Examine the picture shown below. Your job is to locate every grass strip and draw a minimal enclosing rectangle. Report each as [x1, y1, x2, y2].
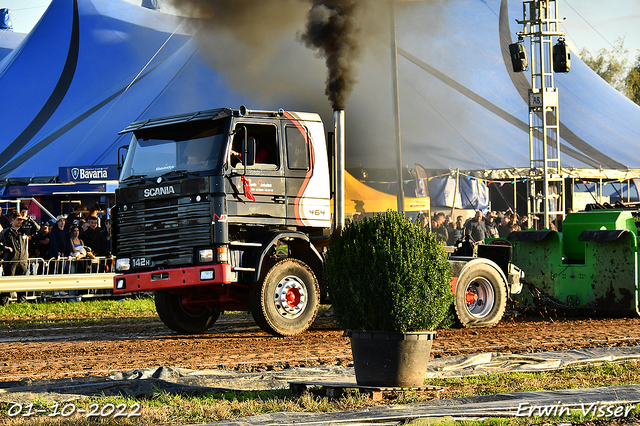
[0, 298, 158, 328]
[0, 300, 328, 328]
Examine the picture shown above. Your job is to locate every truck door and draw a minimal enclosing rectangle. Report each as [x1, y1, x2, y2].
[283, 123, 315, 227]
[227, 122, 286, 225]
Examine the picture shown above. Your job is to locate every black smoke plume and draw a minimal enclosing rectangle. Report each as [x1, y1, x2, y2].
[164, 0, 367, 110]
[300, 1, 363, 110]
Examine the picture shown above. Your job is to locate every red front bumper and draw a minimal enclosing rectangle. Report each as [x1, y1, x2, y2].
[113, 263, 232, 294]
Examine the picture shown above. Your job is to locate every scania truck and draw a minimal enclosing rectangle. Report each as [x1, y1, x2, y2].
[113, 106, 522, 336]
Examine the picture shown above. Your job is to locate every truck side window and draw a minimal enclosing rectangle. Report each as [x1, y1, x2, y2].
[231, 123, 279, 168]
[286, 126, 310, 170]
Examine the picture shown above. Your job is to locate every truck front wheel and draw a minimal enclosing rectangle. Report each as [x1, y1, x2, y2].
[155, 290, 220, 334]
[250, 258, 319, 336]
[454, 263, 507, 328]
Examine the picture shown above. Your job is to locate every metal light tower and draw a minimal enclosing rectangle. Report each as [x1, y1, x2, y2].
[515, 0, 568, 229]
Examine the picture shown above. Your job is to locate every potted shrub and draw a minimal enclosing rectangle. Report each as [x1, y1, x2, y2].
[326, 210, 452, 387]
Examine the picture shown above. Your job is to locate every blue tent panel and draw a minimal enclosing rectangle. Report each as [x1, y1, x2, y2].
[0, 0, 638, 183]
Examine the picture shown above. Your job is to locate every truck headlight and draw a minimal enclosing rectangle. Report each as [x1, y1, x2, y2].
[199, 247, 228, 263]
[199, 249, 214, 263]
[116, 258, 130, 272]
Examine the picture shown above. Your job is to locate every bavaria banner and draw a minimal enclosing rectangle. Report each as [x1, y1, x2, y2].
[59, 165, 118, 182]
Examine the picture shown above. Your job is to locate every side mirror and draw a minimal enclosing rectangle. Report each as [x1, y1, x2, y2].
[243, 137, 256, 167]
[117, 144, 129, 176]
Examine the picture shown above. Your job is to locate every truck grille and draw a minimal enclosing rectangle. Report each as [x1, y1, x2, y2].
[116, 197, 211, 268]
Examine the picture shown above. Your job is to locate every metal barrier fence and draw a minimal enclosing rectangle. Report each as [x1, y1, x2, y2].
[0, 257, 115, 276]
[0, 257, 116, 296]
[44, 257, 115, 275]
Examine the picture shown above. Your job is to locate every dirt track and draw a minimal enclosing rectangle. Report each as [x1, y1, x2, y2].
[1, 311, 640, 383]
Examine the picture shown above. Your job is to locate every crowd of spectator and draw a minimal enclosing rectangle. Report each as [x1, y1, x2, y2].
[0, 204, 112, 277]
[419, 208, 566, 246]
[348, 208, 555, 247]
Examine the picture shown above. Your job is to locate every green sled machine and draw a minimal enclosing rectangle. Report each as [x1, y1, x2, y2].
[508, 208, 640, 316]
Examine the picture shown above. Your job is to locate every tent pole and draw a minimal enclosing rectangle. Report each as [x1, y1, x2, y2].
[514, 177, 517, 214]
[599, 178, 602, 204]
[452, 168, 459, 218]
[389, 0, 404, 215]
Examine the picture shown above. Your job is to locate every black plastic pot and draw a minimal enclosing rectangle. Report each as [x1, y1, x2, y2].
[349, 330, 435, 388]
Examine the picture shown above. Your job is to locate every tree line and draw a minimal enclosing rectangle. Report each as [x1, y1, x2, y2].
[580, 37, 640, 105]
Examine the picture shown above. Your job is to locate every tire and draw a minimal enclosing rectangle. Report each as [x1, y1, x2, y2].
[250, 258, 319, 336]
[454, 262, 507, 328]
[154, 290, 220, 334]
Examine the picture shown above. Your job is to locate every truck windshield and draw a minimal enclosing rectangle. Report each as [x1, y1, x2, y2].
[120, 120, 227, 181]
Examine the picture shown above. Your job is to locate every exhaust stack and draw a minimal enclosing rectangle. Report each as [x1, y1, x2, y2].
[333, 109, 345, 233]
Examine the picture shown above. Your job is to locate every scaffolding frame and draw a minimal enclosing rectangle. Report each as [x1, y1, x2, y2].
[517, 0, 565, 229]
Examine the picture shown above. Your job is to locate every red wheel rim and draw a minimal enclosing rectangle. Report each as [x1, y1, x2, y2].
[286, 287, 301, 308]
[466, 290, 479, 306]
[274, 275, 308, 319]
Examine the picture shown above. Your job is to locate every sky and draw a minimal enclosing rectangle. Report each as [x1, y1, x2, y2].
[2, 0, 639, 67]
[559, 0, 640, 66]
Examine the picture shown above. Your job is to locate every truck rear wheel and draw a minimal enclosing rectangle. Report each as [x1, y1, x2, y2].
[454, 263, 507, 328]
[155, 290, 220, 334]
[250, 258, 319, 336]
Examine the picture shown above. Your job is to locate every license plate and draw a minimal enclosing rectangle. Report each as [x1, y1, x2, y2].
[132, 257, 151, 268]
